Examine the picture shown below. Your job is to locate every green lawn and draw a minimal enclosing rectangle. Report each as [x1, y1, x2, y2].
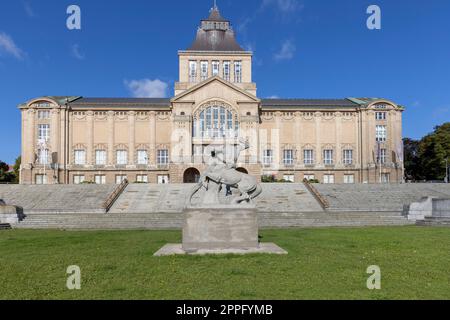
[0, 227, 449, 300]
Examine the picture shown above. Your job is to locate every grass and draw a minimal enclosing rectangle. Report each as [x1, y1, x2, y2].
[0, 226, 449, 300]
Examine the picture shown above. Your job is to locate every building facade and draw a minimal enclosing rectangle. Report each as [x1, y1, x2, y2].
[18, 5, 404, 185]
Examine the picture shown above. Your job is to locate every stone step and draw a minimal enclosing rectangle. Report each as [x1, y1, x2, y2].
[15, 211, 412, 230]
[0, 223, 12, 230]
[416, 218, 450, 227]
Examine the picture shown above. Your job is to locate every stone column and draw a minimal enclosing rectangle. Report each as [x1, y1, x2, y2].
[315, 112, 322, 164]
[51, 109, 60, 161]
[335, 113, 342, 165]
[295, 112, 301, 165]
[27, 109, 36, 165]
[230, 61, 235, 83]
[128, 111, 136, 165]
[107, 111, 115, 166]
[149, 111, 157, 165]
[86, 111, 94, 165]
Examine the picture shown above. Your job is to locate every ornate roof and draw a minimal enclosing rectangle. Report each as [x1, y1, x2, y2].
[187, 4, 244, 52]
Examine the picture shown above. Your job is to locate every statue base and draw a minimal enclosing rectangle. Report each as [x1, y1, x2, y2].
[154, 205, 287, 256]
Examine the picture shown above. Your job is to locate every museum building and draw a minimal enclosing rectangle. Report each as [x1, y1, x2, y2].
[18, 5, 404, 185]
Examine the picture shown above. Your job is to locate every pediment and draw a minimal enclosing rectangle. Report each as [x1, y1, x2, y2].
[171, 76, 260, 104]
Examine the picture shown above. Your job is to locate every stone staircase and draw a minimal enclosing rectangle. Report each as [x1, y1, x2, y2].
[315, 184, 450, 212]
[14, 211, 412, 230]
[0, 223, 11, 230]
[3, 183, 437, 230]
[416, 218, 450, 227]
[0, 184, 117, 213]
[109, 183, 324, 214]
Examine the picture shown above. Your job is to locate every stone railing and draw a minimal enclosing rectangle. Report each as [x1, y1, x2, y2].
[303, 179, 329, 210]
[102, 179, 129, 213]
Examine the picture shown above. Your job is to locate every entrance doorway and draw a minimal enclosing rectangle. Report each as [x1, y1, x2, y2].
[183, 168, 201, 183]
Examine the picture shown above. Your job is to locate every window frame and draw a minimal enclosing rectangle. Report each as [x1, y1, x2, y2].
[304, 149, 314, 165]
[323, 149, 334, 165]
[74, 149, 86, 165]
[283, 149, 294, 166]
[95, 150, 107, 166]
[157, 149, 169, 166]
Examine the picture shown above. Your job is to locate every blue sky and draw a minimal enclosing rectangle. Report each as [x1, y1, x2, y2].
[1, 0, 449, 163]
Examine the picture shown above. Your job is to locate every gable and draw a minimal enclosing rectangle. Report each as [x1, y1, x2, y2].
[171, 77, 259, 104]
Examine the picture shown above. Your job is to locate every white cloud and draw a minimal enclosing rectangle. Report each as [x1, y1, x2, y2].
[124, 79, 169, 98]
[70, 44, 85, 60]
[274, 39, 296, 61]
[267, 95, 280, 99]
[0, 32, 25, 60]
[23, 2, 36, 17]
[261, 0, 303, 14]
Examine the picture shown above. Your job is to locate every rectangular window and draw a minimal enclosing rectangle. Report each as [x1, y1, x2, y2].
[157, 149, 169, 165]
[136, 175, 148, 183]
[212, 61, 220, 76]
[263, 149, 273, 165]
[73, 175, 85, 185]
[304, 174, 315, 182]
[200, 61, 208, 81]
[223, 61, 231, 81]
[74, 150, 86, 165]
[323, 150, 334, 165]
[378, 148, 387, 164]
[376, 125, 387, 142]
[38, 110, 50, 119]
[304, 150, 314, 165]
[381, 173, 390, 184]
[324, 174, 335, 184]
[158, 175, 169, 184]
[234, 61, 242, 83]
[95, 150, 107, 165]
[38, 149, 50, 165]
[116, 150, 128, 165]
[38, 124, 50, 141]
[344, 174, 355, 184]
[283, 149, 294, 166]
[375, 112, 387, 120]
[94, 175, 106, 185]
[137, 150, 148, 165]
[189, 60, 197, 82]
[35, 174, 47, 185]
[115, 175, 127, 184]
[343, 150, 353, 165]
[283, 175, 295, 183]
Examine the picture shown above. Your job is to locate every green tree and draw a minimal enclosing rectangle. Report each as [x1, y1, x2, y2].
[418, 123, 450, 181]
[13, 156, 21, 183]
[0, 161, 14, 183]
[403, 138, 422, 181]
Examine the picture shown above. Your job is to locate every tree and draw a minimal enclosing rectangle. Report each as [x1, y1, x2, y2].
[418, 123, 450, 181]
[403, 138, 422, 181]
[0, 161, 14, 183]
[13, 156, 21, 183]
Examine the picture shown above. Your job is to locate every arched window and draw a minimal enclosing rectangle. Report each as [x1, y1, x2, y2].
[193, 102, 239, 138]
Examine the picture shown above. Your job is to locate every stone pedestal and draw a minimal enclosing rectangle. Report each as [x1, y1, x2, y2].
[0, 205, 20, 224]
[182, 206, 259, 252]
[154, 205, 287, 256]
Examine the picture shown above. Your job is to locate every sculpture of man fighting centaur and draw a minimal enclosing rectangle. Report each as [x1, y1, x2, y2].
[189, 139, 262, 205]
